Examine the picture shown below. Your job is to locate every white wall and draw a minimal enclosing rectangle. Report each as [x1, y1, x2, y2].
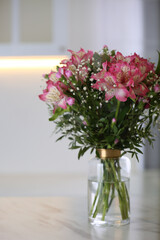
[0, 66, 93, 174]
[68, 0, 145, 56]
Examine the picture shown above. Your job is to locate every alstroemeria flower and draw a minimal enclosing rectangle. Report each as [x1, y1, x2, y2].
[92, 72, 129, 102]
[68, 48, 93, 66]
[58, 49, 94, 83]
[56, 67, 72, 79]
[129, 68, 149, 98]
[48, 71, 59, 83]
[131, 53, 154, 71]
[109, 62, 132, 86]
[39, 80, 75, 111]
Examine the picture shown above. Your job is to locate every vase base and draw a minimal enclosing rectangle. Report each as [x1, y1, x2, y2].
[89, 216, 130, 227]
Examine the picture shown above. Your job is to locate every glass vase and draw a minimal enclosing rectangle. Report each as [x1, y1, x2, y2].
[88, 149, 131, 227]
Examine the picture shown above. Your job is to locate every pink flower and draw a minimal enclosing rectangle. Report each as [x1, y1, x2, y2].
[112, 118, 116, 123]
[67, 48, 93, 66]
[39, 80, 75, 111]
[114, 139, 119, 144]
[130, 53, 154, 73]
[92, 71, 129, 102]
[154, 84, 160, 93]
[58, 48, 93, 83]
[103, 45, 108, 49]
[48, 71, 59, 83]
[83, 121, 87, 126]
[56, 67, 72, 79]
[109, 62, 132, 86]
[66, 97, 75, 106]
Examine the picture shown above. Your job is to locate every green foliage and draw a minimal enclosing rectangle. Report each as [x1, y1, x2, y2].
[49, 106, 70, 121]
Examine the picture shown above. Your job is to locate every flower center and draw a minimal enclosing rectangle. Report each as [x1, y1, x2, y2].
[46, 87, 61, 103]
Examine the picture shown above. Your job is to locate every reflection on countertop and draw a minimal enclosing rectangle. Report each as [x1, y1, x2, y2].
[0, 170, 159, 240]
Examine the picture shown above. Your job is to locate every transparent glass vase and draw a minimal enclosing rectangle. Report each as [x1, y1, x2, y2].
[88, 149, 131, 227]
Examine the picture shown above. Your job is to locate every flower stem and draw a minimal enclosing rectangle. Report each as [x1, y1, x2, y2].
[115, 100, 120, 120]
[89, 158, 130, 222]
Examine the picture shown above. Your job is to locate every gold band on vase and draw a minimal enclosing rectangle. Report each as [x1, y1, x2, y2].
[97, 149, 121, 160]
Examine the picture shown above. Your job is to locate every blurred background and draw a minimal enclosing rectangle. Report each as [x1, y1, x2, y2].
[0, 0, 160, 196]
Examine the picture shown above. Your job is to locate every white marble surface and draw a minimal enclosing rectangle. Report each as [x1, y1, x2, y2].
[0, 170, 160, 240]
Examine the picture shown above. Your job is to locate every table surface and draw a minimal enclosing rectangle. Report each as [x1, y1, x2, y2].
[0, 170, 160, 240]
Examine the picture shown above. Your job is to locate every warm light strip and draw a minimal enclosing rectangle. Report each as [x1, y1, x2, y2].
[0, 56, 68, 69]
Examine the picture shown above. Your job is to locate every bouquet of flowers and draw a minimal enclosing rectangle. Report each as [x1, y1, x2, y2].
[39, 45, 160, 225]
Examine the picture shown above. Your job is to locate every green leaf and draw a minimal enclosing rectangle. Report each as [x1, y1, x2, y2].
[56, 135, 65, 142]
[90, 148, 95, 154]
[111, 50, 116, 56]
[69, 145, 81, 150]
[68, 137, 73, 140]
[43, 74, 49, 79]
[81, 146, 90, 156]
[113, 125, 118, 134]
[155, 51, 160, 75]
[49, 106, 70, 121]
[118, 104, 130, 122]
[93, 52, 102, 70]
[78, 148, 83, 159]
[75, 136, 83, 144]
[134, 147, 143, 154]
[101, 53, 110, 63]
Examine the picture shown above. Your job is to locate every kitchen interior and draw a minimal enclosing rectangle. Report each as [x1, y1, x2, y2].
[0, 0, 160, 239]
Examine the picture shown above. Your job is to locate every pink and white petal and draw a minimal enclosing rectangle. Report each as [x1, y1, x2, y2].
[134, 83, 149, 96]
[57, 98, 67, 109]
[127, 78, 134, 87]
[102, 62, 107, 71]
[66, 97, 75, 106]
[115, 88, 128, 102]
[56, 72, 62, 79]
[60, 59, 68, 64]
[47, 81, 55, 91]
[129, 88, 136, 99]
[39, 92, 48, 101]
[65, 70, 72, 78]
[105, 90, 115, 101]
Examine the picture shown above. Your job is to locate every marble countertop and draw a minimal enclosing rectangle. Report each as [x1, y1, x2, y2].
[0, 170, 160, 240]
